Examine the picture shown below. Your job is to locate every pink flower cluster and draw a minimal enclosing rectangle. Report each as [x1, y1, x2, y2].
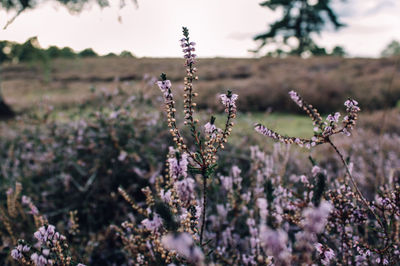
[180, 38, 197, 66]
[141, 213, 163, 233]
[168, 147, 189, 179]
[34, 225, 66, 245]
[11, 244, 30, 260]
[288, 90, 303, 107]
[162, 232, 204, 265]
[156, 80, 172, 99]
[30, 252, 52, 266]
[175, 178, 196, 207]
[220, 93, 238, 113]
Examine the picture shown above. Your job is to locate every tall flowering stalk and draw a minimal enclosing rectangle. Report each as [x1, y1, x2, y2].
[157, 27, 238, 246]
[254, 90, 386, 234]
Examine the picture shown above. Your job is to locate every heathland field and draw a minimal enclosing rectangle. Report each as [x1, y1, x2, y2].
[1, 56, 400, 265]
[2, 56, 399, 138]
[2, 56, 400, 113]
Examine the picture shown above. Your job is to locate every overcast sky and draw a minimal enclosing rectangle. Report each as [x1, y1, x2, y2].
[0, 0, 399, 58]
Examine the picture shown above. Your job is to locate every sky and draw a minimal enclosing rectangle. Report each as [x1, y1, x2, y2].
[0, 0, 399, 58]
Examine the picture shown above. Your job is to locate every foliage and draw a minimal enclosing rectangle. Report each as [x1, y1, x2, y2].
[0, 37, 141, 63]
[331, 45, 346, 57]
[78, 48, 98, 58]
[381, 40, 400, 57]
[254, 0, 345, 56]
[46, 46, 77, 59]
[0, 0, 137, 13]
[119, 50, 135, 58]
[0, 87, 170, 264]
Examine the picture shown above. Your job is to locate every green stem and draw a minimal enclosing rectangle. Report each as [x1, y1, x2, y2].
[200, 168, 208, 246]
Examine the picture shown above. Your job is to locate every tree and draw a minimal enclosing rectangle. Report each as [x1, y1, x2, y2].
[119, 50, 135, 58]
[381, 40, 400, 57]
[79, 48, 98, 57]
[254, 0, 345, 56]
[331, 45, 346, 57]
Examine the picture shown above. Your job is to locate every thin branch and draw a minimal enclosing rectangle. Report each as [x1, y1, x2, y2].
[327, 137, 387, 233]
[3, 8, 25, 30]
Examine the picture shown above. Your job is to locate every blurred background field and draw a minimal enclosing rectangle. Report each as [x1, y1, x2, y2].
[3, 56, 400, 114]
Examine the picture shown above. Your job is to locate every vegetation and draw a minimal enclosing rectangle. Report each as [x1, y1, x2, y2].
[381, 40, 400, 57]
[254, 0, 345, 56]
[0, 38, 137, 64]
[3, 56, 399, 115]
[1, 27, 400, 265]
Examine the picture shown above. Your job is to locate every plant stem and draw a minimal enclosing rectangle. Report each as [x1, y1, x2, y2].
[327, 138, 386, 232]
[200, 168, 208, 246]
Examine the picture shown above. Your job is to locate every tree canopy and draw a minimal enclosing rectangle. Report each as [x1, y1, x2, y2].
[1, 0, 137, 29]
[381, 40, 400, 57]
[254, 0, 345, 56]
[0, 0, 137, 12]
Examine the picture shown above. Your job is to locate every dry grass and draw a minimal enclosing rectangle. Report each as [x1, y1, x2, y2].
[1, 56, 399, 113]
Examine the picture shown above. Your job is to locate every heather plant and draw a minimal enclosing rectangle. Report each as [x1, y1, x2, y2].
[255, 91, 400, 264]
[156, 27, 238, 245]
[110, 28, 400, 265]
[113, 27, 238, 264]
[0, 82, 171, 264]
[1, 182, 84, 265]
[2, 27, 400, 266]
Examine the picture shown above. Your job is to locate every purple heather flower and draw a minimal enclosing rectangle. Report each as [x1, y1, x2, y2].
[342, 127, 351, 136]
[33, 225, 64, 245]
[257, 198, 268, 221]
[156, 80, 172, 98]
[22, 245, 30, 252]
[300, 175, 309, 184]
[6, 188, 13, 195]
[322, 125, 333, 137]
[216, 204, 228, 218]
[242, 254, 256, 265]
[220, 176, 233, 192]
[31, 253, 48, 266]
[42, 249, 50, 256]
[315, 243, 335, 265]
[175, 178, 195, 206]
[302, 201, 333, 234]
[204, 122, 218, 139]
[344, 99, 358, 108]
[141, 213, 163, 233]
[22, 195, 30, 204]
[11, 249, 22, 260]
[162, 233, 204, 265]
[260, 226, 290, 265]
[311, 166, 321, 176]
[289, 90, 303, 107]
[160, 189, 172, 203]
[327, 112, 340, 123]
[168, 147, 189, 179]
[220, 93, 238, 113]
